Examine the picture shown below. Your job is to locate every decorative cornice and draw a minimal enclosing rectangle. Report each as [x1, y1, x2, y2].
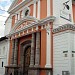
[8, 0, 31, 13]
[8, 0, 39, 14]
[11, 16, 39, 33]
[8, 16, 55, 36]
[53, 24, 75, 34]
[8, 0, 18, 12]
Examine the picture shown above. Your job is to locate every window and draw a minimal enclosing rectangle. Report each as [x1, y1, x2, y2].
[10, 73, 12, 75]
[2, 61, 3, 67]
[63, 51, 68, 57]
[62, 71, 70, 75]
[23, 7, 30, 17]
[25, 10, 29, 16]
[72, 54, 74, 57]
[64, 54, 67, 57]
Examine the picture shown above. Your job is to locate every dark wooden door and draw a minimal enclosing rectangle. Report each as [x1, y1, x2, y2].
[24, 47, 31, 75]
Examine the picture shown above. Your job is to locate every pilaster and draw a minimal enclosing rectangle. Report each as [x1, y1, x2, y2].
[45, 23, 51, 68]
[37, 0, 40, 19]
[35, 32, 40, 67]
[47, 0, 50, 17]
[33, 0, 36, 17]
[30, 33, 35, 67]
[14, 39, 18, 65]
[10, 39, 15, 65]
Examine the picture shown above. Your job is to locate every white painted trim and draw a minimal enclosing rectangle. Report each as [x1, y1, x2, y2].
[21, 10, 24, 18]
[18, 12, 20, 20]
[8, 0, 39, 14]
[8, 0, 18, 12]
[19, 33, 20, 36]
[33, 2, 36, 17]
[67, 32, 73, 74]
[45, 23, 51, 68]
[8, 0, 31, 13]
[36, 26, 38, 30]
[37, 0, 40, 19]
[23, 31, 24, 35]
[27, 30, 28, 33]
[8, 16, 55, 36]
[53, 30, 75, 36]
[47, 0, 50, 17]
[32, 27, 33, 31]
[73, 32, 75, 75]
[41, 26, 43, 29]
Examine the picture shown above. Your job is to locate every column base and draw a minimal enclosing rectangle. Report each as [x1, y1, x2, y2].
[29, 64, 34, 67]
[34, 64, 40, 67]
[28, 70, 36, 75]
[45, 64, 52, 68]
[5, 65, 20, 75]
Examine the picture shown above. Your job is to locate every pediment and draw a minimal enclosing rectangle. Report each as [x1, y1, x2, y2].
[8, 0, 18, 12]
[8, 0, 23, 13]
[8, 0, 31, 14]
[10, 16, 39, 34]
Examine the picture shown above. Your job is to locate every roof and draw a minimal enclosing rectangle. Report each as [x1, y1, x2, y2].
[0, 36, 8, 42]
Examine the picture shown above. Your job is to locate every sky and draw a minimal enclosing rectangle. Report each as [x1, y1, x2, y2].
[0, 0, 13, 37]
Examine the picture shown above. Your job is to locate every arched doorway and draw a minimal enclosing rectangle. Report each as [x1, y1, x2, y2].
[23, 46, 31, 75]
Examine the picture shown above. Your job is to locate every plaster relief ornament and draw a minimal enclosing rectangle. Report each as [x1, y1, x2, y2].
[63, 0, 70, 10]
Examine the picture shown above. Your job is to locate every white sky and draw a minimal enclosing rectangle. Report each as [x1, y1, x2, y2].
[0, 0, 12, 37]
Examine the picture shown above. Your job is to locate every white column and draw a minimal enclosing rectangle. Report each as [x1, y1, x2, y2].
[20, 10, 23, 18]
[45, 23, 51, 68]
[47, 0, 50, 17]
[37, 0, 40, 19]
[33, 1, 36, 17]
[30, 33, 35, 67]
[18, 12, 20, 20]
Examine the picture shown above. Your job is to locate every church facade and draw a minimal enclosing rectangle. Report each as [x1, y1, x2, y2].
[5, 0, 75, 75]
